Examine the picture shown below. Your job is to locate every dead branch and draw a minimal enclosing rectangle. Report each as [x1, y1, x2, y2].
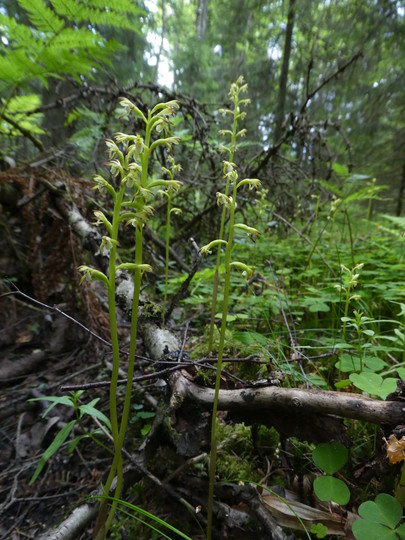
[170, 371, 405, 427]
[37, 503, 98, 540]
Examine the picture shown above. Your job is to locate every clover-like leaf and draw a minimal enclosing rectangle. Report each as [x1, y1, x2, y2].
[357, 493, 402, 529]
[313, 476, 350, 505]
[349, 372, 397, 399]
[313, 443, 348, 475]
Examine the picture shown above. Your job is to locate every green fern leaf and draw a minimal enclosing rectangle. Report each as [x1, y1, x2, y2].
[382, 215, 405, 229]
[18, 0, 65, 34]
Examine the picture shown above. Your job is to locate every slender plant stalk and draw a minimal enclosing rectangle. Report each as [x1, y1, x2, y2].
[94, 185, 127, 539]
[203, 77, 260, 540]
[163, 193, 171, 322]
[206, 177, 237, 539]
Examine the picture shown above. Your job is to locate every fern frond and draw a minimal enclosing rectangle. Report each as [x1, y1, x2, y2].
[382, 215, 405, 230]
[0, 14, 36, 52]
[18, 0, 65, 34]
[49, 28, 107, 51]
[0, 49, 52, 89]
[88, 0, 145, 15]
[52, 0, 145, 31]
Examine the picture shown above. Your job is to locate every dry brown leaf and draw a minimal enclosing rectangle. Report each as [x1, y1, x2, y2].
[384, 434, 405, 464]
[260, 489, 346, 536]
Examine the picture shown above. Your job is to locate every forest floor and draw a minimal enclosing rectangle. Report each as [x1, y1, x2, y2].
[0, 167, 219, 539]
[1, 168, 400, 540]
[0, 168, 122, 539]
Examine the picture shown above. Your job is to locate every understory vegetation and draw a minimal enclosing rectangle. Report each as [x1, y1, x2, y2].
[0, 1, 404, 539]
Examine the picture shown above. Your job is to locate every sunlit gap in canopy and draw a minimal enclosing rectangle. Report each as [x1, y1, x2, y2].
[144, 0, 174, 89]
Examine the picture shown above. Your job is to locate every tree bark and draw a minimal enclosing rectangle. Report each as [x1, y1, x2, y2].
[274, 0, 296, 144]
[396, 157, 405, 216]
[170, 370, 405, 427]
[196, 0, 209, 40]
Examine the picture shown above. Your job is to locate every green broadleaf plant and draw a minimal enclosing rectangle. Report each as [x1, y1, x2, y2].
[352, 493, 405, 540]
[349, 372, 397, 400]
[28, 391, 111, 484]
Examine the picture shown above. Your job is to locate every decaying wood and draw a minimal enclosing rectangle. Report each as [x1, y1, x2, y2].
[170, 371, 405, 427]
[37, 503, 98, 540]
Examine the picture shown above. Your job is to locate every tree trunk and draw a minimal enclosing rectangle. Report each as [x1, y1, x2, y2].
[274, 0, 296, 144]
[396, 157, 405, 216]
[196, 0, 209, 40]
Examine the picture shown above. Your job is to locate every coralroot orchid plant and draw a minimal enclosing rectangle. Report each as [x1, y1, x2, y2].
[200, 76, 261, 540]
[79, 97, 180, 540]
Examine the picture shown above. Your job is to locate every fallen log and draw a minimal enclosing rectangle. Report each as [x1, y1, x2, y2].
[169, 371, 405, 440]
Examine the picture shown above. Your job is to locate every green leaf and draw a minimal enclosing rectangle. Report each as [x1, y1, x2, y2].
[313, 443, 348, 474]
[336, 355, 386, 373]
[396, 523, 405, 539]
[363, 356, 387, 372]
[29, 419, 76, 484]
[100, 495, 194, 540]
[233, 331, 269, 346]
[134, 411, 155, 420]
[68, 433, 91, 454]
[334, 342, 354, 349]
[335, 379, 352, 389]
[313, 476, 350, 505]
[352, 521, 398, 540]
[349, 372, 397, 399]
[28, 395, 74, 418]
[336, 354, 361, 372]
[358, 494, 402, 528]
[78, 403, 112, 431]
[19, 0, 65, 33]
[140, 424, 152, 436]
[310, 523, 328, 539]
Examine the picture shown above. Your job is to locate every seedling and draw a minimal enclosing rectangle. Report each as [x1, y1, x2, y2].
[28, 391, 111, 484]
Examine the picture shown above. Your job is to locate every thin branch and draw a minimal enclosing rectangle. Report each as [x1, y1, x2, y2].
[1, 112, 44, 151]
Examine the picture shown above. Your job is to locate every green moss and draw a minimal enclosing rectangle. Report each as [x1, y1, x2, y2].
[252, 424, 280, 457]
[191, 324, 234, 358]
[215, 420, 261, 483]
